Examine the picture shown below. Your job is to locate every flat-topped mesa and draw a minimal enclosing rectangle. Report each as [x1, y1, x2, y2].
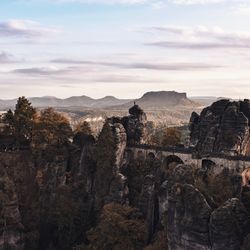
[189, 99, 250, 156]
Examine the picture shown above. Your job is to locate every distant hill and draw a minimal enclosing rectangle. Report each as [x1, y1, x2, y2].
[189, 96, 220, 107]
[0, 91, 200, 110]
[189, 96, 231, 107]
[0, 95, 132, 110]
[111, 91, 198, 110]
[0, 91, 205, 126]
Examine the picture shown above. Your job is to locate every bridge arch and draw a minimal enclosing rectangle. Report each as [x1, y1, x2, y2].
[202, 159, 216, 170]
[163, 155, 184, 171]
[137, 150, 144, 160]
[147, 152, 156, 161]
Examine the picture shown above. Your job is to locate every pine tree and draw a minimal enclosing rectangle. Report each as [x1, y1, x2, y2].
[2, 109, 15, 135]
[14, 96, 36, 142]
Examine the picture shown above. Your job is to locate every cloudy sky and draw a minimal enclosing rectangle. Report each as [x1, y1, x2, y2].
[1, 0, 250, 99]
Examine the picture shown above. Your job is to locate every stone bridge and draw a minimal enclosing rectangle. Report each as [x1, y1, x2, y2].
[126, 144, 250, 175]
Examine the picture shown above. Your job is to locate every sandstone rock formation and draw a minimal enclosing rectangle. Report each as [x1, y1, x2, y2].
[121, 103, 147, 145]
[0, 174, 24, 250]
[189, 99, 250, 156]
[1, 102, 250, 250]
[210, 198, 250, 250]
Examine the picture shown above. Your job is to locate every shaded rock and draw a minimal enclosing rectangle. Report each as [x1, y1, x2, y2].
[170, 164, 195, 186]
[209, 198, 250, 250]
[189, 99, 250, 156]
[242, 234, 250, 250]
[138, 175, 158, 243]
[77, 134, 96, 193]
[95, 120, 128, 206]
[241, 186, 250, 213]
[158, 180, 168, 225]
[0, 174, 24, 250]
[122, 104, 147, 145]
[167, 184, 212, 250]
[107, 173, 129, 204]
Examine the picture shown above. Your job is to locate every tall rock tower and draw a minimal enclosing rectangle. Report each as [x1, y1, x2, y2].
[121, 103, 147, 145]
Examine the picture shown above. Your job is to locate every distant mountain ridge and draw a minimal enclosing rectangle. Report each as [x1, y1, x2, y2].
[0, 95, 132, 109]
[0, 91, 205, 110]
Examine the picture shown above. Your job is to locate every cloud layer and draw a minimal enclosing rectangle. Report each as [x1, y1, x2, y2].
[0, 52, 18, 63]
[0, 20, 60, 38]
[51, 59, 221, 70]
[146, 26, 250, 49]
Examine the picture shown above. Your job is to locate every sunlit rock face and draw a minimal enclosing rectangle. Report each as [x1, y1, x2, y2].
[189, 99, 250, 156]
[111, 122, 127, 172]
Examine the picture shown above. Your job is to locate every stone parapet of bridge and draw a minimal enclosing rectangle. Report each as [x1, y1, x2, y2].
[126, 144, 250, 174]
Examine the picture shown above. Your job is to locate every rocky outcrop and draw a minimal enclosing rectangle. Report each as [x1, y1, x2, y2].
[157, 163, 250, 250]
[0, 175, 24, 250]
[0, 155, 27, 250]
[166, 164, 212, 250]
[138, 175, 158, 243]
[121, 104, 147, 145]
[111, 123, 127, 172]
[210, 198, 250, 250]
[95, 120, 128, 207]
[189, 99, 250, 156]
[168, 183, 212, 250]
[242, 234, 250, 250]
[77, 134, 96, 193]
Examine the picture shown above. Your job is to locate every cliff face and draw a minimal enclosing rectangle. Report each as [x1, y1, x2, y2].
[189, 99, 250, 156]
[0, 152, 36, 250]
[130, 91, 196, 109]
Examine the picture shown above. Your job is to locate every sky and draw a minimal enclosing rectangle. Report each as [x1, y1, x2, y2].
[1, 0, 250, 99]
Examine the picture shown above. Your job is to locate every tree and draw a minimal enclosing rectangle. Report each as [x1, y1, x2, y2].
[14, 97, 36, 142]
[87, 203, 147, 250]
[161, 127, 181, 147]
[74, 121, 92, 135]
[32, 108, 72, 149]
[94, 122, 117, 209]
[2, 109, 15, 135]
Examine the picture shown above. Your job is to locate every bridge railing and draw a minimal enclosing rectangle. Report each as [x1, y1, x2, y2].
[127, 144, 250, 162]
[126, 144, 194, 154]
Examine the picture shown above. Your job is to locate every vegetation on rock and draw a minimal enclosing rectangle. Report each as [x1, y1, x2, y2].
[86, 203, 147, 250]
